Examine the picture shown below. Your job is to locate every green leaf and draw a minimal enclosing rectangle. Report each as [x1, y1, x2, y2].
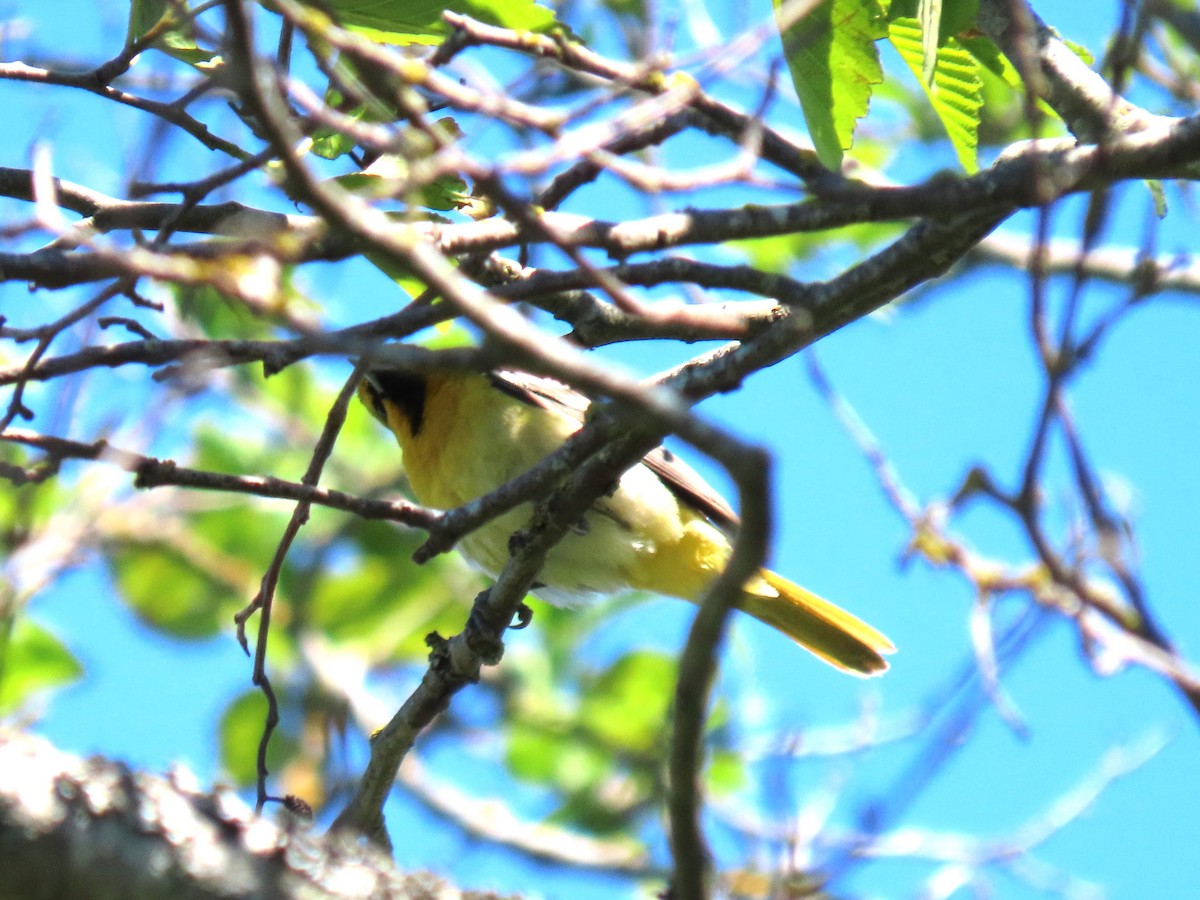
[554, 784, 646, 835]
[317, 0, 559, 46]
[127, 0, 219, 65]
[730, 221, 906, 271]
[1062, 37, 1095, 66]
[219, 689, 299, 786]
[331, 171, 470, 212]
[312, 117, 362, 161]
[707, 749, 747, 795]
[109, 541, 237, 639]
[1145, 179, 1168, 219]
[888, 16, 983, 171]
[941, 0, 979, 35]
[0, 618, 84, 714]
[774, 0, 887, 170]
[507, 722, 608, 790]
[308, 551, 469, 663]
[580, 650, 675, 754]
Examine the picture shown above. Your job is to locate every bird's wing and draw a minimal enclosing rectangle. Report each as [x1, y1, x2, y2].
[488, 370, 741, 533]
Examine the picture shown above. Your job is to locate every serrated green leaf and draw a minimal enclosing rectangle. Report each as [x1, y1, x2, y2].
[889, 17, 983, 171]
[957, 33, 1065, 139]
[0, 618, 84, 714]
[219, 689, 299, 786]
[774, 0, 887, 170]
[316, 0, 559, 46]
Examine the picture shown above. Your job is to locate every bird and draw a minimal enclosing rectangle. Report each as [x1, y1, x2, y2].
[357, 366, 894, 675]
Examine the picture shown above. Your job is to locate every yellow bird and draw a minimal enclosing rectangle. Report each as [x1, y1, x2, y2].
[358, 367, 894, 675]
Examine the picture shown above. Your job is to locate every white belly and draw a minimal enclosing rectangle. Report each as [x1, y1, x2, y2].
[458, 461, 686, 607]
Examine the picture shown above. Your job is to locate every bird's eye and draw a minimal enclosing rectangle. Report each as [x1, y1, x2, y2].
[359, 379, 387, 422]
[366, 388, 386, 420]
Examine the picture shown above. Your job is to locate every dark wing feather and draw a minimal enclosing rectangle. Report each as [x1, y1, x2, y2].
[487, 370, 741, 533]
[641, 444, 740, 532]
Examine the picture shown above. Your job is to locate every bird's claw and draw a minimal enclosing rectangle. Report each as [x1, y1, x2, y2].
[510, 601, 534, 630]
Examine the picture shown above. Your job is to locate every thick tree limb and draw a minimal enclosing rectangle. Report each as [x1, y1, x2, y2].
[0, 731, 508, 900]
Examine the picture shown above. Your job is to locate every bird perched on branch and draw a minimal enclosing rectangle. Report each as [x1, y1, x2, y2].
[357, 367, 894, 675]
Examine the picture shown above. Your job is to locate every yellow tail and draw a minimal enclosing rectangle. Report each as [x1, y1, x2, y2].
[737, 570, 894, 676]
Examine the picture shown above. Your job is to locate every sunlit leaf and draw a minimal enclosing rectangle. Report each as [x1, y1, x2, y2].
[774, 0, 887, 170]
[888, 13, 983, 171]
[707, 749, 747, 795]
[314, 0, 559, 46]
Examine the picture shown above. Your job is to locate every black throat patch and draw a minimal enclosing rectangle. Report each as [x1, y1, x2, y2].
[368, 370, 429, 435]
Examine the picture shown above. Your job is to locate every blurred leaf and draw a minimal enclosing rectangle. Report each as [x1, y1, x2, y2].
[0, 474, 58, 547]
[219, 689, 299, 786]
[0, 618, 83, 714]
[175, 280, 315, 339]
[419, 174, 472, 212]
[312, 119, 361, 161]
[106, 501, 279, 641]
[127, 0, 220, 65]
[332, 171, 470, 212]
[255, 363, 342, 432]
[553, 784, 644, 835]
[936, 0, 978, 37]
[1062, 37, 1095, 66]
[192, 506, 286, 568]
[308, 549, 470, 663]
[602, 0, 645, 15]
[730, 221, 906, 271]
[309, 79, 395, 160]
[507, 722, 609, 792]
[109, 541, 238, 638]
[1146, 179, 1168, 219]
[707, 749, 746, 795]
[580, 650, 675, 754]
[774, 0, 887, 170]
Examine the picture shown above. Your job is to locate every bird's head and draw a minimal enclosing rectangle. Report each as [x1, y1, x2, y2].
[357, 368, 429, 437]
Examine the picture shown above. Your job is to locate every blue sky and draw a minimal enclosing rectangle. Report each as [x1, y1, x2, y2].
[5, 1, 1199, 897]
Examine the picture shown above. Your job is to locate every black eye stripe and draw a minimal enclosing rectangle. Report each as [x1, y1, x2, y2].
[365, 370, 428, 435]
